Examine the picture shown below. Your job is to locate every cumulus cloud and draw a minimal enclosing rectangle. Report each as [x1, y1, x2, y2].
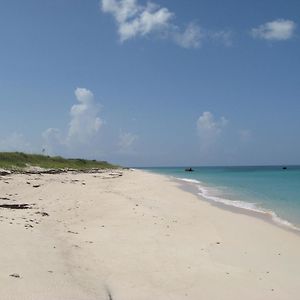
[251, 19, 296, 41]
[101, 0, 173, 42]
[67, 88, 103, 145]
[101, 0, 232, 48]
[118, 131, 138, 153]
[0, 132, 32, 153]
[196, 112, 228, 149]
[43, 88, 103, 156]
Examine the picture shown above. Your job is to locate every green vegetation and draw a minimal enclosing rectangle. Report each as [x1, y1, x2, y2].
[0, 152, 117, 170]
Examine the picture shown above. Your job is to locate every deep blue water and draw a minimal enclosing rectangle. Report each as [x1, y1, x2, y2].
[142, 166, 300, 229]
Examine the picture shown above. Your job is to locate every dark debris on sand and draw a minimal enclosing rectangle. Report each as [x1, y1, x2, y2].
[0, 204, 32, 210]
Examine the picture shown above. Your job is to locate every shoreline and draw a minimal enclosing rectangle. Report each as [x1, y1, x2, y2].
[1, 169, 300, 299]
[174, 177, 300, 235]
[141, 169, 300, 234]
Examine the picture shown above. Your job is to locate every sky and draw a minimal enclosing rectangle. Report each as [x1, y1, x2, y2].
[0, 0, 299, 167]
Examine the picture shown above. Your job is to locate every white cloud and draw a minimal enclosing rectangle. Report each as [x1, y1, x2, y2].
[67, 88, 103, 145]
[101, 0, 232, 48]
[101, 0, 173, 42]
[174, 26, 233, 48]
[173, 23, 204, 49]
[43, 88, 103, 156]
[251, 19, 296, 41]
[118, 131, 138, 153]
[102, 0, 138, 23]
[0, 132, 32, 153]
[196, 112, 228, 149]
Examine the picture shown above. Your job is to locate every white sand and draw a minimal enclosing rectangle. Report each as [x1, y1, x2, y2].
[1, 169, 300, 300]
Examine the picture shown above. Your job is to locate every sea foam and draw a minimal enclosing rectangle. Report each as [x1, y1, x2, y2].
[176, 177, 300, 231]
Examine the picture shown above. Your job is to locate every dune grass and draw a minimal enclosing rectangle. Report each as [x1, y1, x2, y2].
[0, 152, 117, 170]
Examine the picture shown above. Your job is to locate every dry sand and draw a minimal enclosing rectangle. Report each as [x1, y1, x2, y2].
[1, 169, 300, 300]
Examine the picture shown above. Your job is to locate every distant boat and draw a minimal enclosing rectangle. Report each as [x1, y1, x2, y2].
[185, 168, 194, 172]
[282, 167, 287, 170]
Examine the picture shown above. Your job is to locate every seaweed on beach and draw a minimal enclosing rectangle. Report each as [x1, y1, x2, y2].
[0, 204, 32, 209]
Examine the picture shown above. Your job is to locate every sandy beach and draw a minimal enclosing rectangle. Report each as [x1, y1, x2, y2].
[1, 169, 300, 300]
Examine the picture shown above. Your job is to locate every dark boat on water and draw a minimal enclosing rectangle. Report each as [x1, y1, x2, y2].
[185, 168, 194, 172]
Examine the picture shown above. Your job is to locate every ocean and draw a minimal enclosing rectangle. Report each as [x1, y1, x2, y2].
[142, 166, 300, 230]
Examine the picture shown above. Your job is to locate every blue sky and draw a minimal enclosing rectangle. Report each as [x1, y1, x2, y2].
[0, 0, 299, 166]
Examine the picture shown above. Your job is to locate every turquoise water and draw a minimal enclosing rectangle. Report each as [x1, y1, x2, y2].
[142, 166, 300, 229]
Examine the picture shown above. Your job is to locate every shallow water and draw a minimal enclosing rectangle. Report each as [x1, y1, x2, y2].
[142, 166, 300, 230]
